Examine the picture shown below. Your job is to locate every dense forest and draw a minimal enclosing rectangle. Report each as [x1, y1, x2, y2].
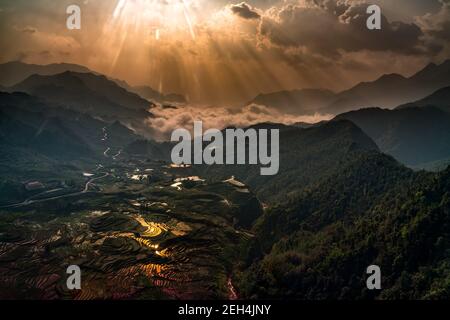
[235, 154, 450, 299]
[190, 122, 450, 299]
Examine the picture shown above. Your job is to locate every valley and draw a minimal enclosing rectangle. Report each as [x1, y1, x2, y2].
[0, 60, 449, 300]
[0, 152, 260, 299]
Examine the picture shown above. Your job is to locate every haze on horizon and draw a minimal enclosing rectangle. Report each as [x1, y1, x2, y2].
[0, 0, 449, 106]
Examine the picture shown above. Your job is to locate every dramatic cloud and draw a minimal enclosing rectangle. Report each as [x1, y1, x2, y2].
[417, 0, 450, 57]
[145, 104, 332, 141]
[230, 2, 261, 20]
[259, 1, 423, 56]
[0, 0, 449, 106]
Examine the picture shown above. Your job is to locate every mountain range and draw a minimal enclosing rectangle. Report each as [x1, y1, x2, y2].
[194, 120, 379, 203]
[1, 59, 450, 299]
[180, 121, 450, 300]
[125, 85, 186, 104]
[0, 91, 142, 158]
[335, 105, 450, 167]
[250, 89, 336, 115]
[238, 148, 450, 299]
[0, 61, 186, 104]
[397, 86, 450, 113]
[1, 60, 449, 170]
[250, 60, 450, 115]
[4, 71, 158, 137]
[0, 61, 91, 87]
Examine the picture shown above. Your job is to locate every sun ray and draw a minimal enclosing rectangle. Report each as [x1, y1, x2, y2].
[182, 0, 196, 41]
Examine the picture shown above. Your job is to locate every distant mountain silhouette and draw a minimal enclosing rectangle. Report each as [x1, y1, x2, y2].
[411, 60, 450, 86]
[250, 60, 450, 115]
[109, 78, 186, 104]
[335, 106, 450, 167]
[0, 61, 92, 87]
[249, 89, 335, 115]
[0, 61, 186, 105]
[63, 72, 151, 110]
[397, 86, 450, 114]
[326, 60, 450, 114]
[325, 74, 410, 114]
[131, 86, 186, 104]
[294, 121, 328, 128]
[8, 72, 153, 125]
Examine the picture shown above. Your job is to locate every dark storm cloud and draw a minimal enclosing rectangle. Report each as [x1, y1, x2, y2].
[419, 0, 450, 41]
[1, 0, 449, 105]
[259, 1, 423, 56]
[230, 2, 261, 20]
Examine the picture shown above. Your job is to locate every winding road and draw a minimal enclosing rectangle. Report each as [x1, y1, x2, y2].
[0, 173, 109, 209]
[103, 147, 111, 157]
[2, 128, 116, 209]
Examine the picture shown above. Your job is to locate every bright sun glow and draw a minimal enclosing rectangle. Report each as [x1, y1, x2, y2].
[95, 0, 265, 103]
[112, 0, 198, 40]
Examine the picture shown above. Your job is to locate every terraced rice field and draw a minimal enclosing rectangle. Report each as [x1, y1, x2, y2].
[0, 173, 261, 300]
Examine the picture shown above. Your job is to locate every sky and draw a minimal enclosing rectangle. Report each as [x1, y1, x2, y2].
[0, 0, 449, 106]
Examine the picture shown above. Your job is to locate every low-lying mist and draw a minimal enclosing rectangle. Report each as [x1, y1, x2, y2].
[145, 104, 333, 141]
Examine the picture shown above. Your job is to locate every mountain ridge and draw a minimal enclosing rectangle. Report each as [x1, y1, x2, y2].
[249, 59, 450, 115]
[0, 61, 187, 104]
[397, 86, 450, 113]
[193, 120, 379, 203]
[0, 61, 92, 87]
[7, 71, 155, 138]
[335, 105, 450, 167]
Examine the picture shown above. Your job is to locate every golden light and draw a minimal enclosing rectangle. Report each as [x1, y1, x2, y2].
[92, 0, 286, 106]
[112, 0, 199, 40]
